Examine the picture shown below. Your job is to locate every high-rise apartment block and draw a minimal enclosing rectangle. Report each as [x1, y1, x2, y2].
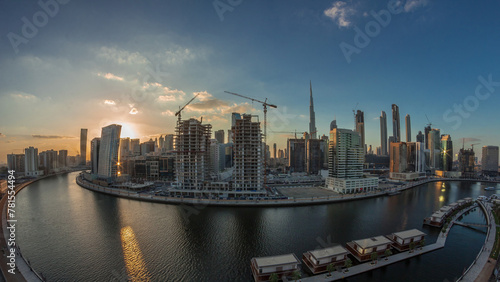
[80, 128, 88, 165]
[482, 146, 499, 176]
[380, 111, 388, 156]
[97, 124, 122, 179]
[392, 104, 401, 143]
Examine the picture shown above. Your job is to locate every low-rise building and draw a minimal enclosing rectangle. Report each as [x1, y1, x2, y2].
[251, 254, 301, 281]
[302, 245, 349, 274]
[387, 229, 426, 251]
[346, 236, 392, 262]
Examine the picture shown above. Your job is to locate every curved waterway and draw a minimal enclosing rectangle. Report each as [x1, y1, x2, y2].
[15, 172, 499, 281]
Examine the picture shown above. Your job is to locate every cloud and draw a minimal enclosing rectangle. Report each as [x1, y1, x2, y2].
[161, 110, 175, 116]
[32, 135, 75, 139]
[324, 1, 355, 27]
[97, 72, 124, 81]
[104, 100, 116, 105]
[404, 0, 428, 12]
[459, 137, 482, 144]
[96, 46, 149, 66]
[10, 92, 39, 101]
[129, 108, 139, 115]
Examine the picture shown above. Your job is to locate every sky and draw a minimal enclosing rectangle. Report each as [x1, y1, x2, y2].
[1, 0, 499, 163]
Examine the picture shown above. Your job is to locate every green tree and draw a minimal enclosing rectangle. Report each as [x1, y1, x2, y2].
[292, 270, 301, 281]
[384, 249, 392, 260]
[371, 252, 378, 263]
[344, 258, 352, 271]
[269, 273, 279, 282]
[419, 239, 426, 249]
[326, 263, 335, 275]
[409, 242, 416, 252]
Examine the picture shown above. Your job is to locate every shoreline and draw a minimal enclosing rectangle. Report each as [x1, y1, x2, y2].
[75, 174, 500, 207]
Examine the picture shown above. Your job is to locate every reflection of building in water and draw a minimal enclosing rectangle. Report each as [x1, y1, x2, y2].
[120, 226, 151, 281]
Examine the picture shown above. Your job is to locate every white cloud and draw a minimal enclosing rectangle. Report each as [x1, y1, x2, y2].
[10, 92, 39, 101]
[129, 108, 139, 115]
[324, 1, 355, 28]
[404, 0, 428, 12]
[104, 100, 116, 105]
[157, 95, 177, 102]
[161, 110, 175, 116]
[97, 72, 124, 81]
[96, 46, 149, 66]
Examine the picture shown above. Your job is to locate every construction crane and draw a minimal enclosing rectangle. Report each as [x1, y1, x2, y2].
[352, 102, 359, 129]
[175, 93, 200, 124]
[271, 130, 300, 139]
[470, 143, 480, 151]
[425, 114, 432, 128]
[224, 91, 277, 187]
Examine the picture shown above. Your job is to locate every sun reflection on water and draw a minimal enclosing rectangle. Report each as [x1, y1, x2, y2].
[120, 226, 151, 281]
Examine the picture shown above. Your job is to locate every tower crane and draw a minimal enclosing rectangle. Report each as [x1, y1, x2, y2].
[470, 143, 479, 151]
[175, 93, 200, 124]
[224, 91, 277, 188]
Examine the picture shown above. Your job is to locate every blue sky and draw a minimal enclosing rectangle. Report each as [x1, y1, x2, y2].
[0, 0, 499, 162]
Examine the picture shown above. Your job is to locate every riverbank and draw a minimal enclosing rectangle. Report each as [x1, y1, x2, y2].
[76, 174, 500, 207]
[0, 169, 85, 282]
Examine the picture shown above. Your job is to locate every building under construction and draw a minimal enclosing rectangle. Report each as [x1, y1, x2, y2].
[174, 118, 212, 191]
[232, 113, 265, 193]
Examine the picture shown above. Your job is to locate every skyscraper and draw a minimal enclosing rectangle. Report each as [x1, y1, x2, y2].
[215, 129, 225, 144]
[482, 146, 499, 176]
[380, 111, 388, 156]
[288, 138, 306, 172]
[120, 137, 130, 160]
[309, 81, 317, 139]
[355, 110, 365, 155]
[58, 150, 68, 167]
[405, 114, 411, 142]
[326, 128, 378, 193]
[428, 129, 441, 169]
[91, 138, 100, 174]
[80, 128, 88, 165]
[97, 124, 122, 179]
[441, 135, 453, 171]
[131, 139, 140, 156]
[330, 119, 337, 131]
[175, 118, 211, 190]
[232, 114, 263, 191]
[416, 131, 424, 143]
[392, 104, 401, 142]
[424, 125, 431, 149]
[273, 143, 277, 159]
[458, 148, 475, 178]
[25, 146, 42, 176]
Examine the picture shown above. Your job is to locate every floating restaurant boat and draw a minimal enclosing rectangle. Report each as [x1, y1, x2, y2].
[250, 253, 301, 281]
[345, 236, 393, 262]
[387, 229, 426, 252]
[302, 245, 349, 274]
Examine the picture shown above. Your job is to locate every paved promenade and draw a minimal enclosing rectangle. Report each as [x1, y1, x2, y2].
[458, 201, 497, 281]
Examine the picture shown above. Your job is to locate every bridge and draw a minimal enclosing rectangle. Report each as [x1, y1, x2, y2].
[454, 221, 488, 233]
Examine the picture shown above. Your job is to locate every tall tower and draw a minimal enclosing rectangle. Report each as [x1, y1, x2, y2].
[355, 110, 365, 154]
[441, 135, 453, 171]
[380, 111, 388, 156]
[309, 81, 317, 139]
[392, 104, 400, 143]
[405, 114, 411, 142]
[80, 128, 88, 165]
[97, 124, 121, 179]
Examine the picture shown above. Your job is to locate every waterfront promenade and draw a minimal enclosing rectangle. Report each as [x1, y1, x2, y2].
[76, 175, 499, 207]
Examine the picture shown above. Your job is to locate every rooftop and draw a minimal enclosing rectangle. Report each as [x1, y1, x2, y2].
[253, 254, 300, 268]
[353, 236, 392, 249]
[308, 245, 348, 260]
[431, 211, 446, 218]
[392, 229, 426, 240]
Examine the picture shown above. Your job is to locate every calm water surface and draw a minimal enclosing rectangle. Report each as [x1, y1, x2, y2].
[16, 172, 499, 281]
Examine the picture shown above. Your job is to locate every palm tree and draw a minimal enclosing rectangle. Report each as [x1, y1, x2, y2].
[326, 263, 335, 276]
[292, 270, 301, 281]
[269, 273, 279, 282]
[344, 258, 352, 272]
[384, 249, 392, 260]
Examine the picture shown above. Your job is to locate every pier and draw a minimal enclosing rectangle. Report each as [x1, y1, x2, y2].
[299, 202, 480, 281]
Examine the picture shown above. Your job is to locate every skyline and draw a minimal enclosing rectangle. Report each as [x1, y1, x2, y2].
[1, 0, 500, 163]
